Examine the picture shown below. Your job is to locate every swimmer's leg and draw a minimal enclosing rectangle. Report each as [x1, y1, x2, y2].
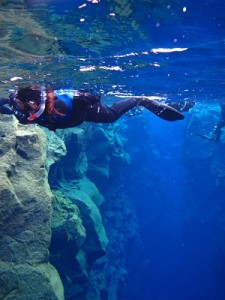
[85, 98, 138, 123]
[85, 97, 185, 123]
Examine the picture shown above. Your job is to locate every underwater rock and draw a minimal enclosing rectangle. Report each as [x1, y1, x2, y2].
[47, 123, 131, 299]
[49, 124, 130, 188]
[51, 191, 86, 251]
[85, 257, 108, 300]
[50, 128, 88, 181]
[0, 262, 64, 300]
[55, 187, 109, 299]
[86, 124, 130, 186]
[0, 115, 64, 299]
[43, 128, 67, 171]
[74, 176, 105, 207]
[49, 181, 107, 299]
[50, 190, 86, 281]
[67, 187, 108, 265]
[62, 250, 90, 299]
[86, 126, 114, 182]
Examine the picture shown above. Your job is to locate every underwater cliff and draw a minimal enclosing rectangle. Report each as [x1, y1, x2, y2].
[0, 114, 137, 300]
[1, 104, 225, 300]
[47, 122, 138, 300]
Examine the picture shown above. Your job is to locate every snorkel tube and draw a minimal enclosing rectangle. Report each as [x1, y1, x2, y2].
[27, 87, 46, 121]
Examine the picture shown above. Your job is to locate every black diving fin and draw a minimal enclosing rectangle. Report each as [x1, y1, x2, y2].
[141, 99, 185, 121]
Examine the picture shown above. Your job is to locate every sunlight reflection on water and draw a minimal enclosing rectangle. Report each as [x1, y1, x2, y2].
[0, 0, 225, 102]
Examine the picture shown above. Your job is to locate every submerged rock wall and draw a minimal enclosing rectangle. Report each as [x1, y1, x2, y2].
[0, 115, 137, 300]
[47, 123, 132, 300]
[0, 115, 64, 299]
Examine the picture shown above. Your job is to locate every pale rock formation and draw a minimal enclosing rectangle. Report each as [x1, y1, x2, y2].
[0, 115, 64, 299]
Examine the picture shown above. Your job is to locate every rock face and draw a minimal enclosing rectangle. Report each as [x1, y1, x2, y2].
[0, 114, 135, 300]
[0, 115, 64, 300]
[47, 126, 110, 299]
[46, 123, 133, 299]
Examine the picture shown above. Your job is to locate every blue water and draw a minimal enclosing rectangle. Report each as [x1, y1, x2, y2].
[1, 0, 225, 299]
[122, 114, 225, 300]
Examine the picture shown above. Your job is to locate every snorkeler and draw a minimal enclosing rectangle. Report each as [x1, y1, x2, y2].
[0, 86, 195, 131]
